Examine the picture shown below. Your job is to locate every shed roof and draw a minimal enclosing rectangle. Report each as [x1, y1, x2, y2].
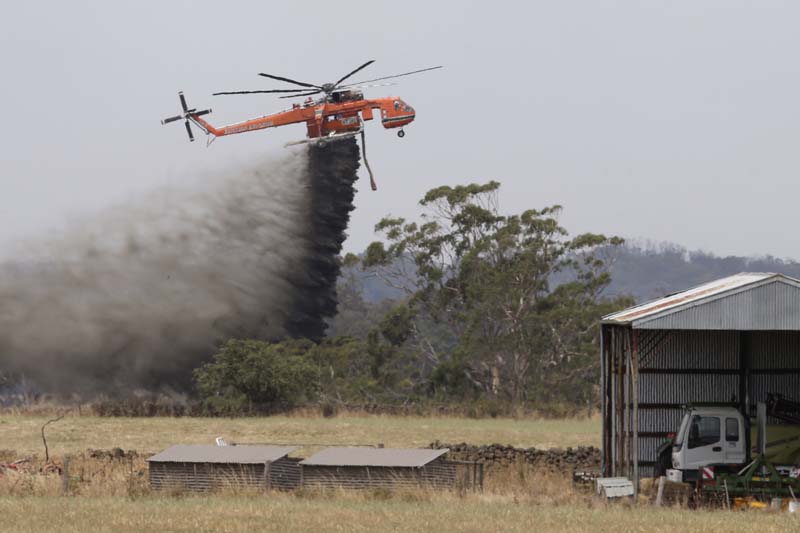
[300, 447, 448, 468]
[603, 272, 800, 330]
[147, 444, 298, 464]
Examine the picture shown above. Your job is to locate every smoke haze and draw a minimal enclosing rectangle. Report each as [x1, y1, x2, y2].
[0, 141, 360, 394]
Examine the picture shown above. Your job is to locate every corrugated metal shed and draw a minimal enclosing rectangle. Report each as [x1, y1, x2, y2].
[299, 461, 458, 490]
[147, 445, 301, 492]
[147, 445, 298, 464]
[299, 448, 459, 490]
[603, 273, 800, 330]
[300, 447, 448, 468]
[600, 273, 800, 496]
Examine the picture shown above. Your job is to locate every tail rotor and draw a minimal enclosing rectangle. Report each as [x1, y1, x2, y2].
[161, 91, 211, 142]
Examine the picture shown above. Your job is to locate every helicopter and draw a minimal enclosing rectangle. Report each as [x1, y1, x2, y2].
[161, 61, 441, 190]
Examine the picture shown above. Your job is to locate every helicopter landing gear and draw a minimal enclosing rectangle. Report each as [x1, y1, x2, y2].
[397, 129, 405, 138]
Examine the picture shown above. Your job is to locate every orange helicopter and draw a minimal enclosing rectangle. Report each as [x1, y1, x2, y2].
[161, 61, 441, 190]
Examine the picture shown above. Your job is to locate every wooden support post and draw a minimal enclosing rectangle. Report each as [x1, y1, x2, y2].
[600, 326, 606, 476]
[472, 463, 477, 492]
[739, 332, 751, 462]
[610, 327, 616, 477]
[622, 330, 628, 480]
[604, 327, 617, 476]
[632, 329, 640, 499]
[622, 331, 631, 477]
[655, 476, 665, 507]
[616, 327, 623, 477]
[61, 455, 71, 496]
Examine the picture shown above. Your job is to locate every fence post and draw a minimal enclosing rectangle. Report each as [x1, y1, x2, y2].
[61, 455, 71, 495]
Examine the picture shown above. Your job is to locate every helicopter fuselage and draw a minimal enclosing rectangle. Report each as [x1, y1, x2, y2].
[190, 95, 415, 140]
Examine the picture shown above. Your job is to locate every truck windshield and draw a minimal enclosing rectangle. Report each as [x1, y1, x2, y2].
[687, 416, 721, 449]
[674, 413, 691, 450]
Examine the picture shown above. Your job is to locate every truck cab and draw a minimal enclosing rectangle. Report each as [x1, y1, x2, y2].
[671, 406, 746, 477]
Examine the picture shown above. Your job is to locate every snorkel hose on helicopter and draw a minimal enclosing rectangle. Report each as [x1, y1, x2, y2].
[359, 121, 377, 191]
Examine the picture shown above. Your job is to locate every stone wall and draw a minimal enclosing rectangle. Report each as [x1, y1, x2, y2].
[431, 441, 600, 473]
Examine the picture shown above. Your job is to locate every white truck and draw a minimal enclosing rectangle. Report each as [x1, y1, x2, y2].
[658, 394, 800, 483]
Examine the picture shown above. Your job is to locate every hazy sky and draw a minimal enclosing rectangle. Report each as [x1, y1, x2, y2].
[1, 1, 798, 261]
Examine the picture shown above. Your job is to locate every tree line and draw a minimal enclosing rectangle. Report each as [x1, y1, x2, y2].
[193, 181, 633, 414]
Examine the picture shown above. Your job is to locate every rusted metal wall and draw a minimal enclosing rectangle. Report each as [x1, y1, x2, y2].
[148, 457, 301, 492]
[300, 458, 457, 490]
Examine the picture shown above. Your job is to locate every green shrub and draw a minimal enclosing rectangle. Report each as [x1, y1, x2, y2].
[194, 339, 318, 412]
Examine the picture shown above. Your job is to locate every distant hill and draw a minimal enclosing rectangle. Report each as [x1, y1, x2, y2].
[604, 242, 800, 303]
[7, 242, 799, 312]
[347, 242, 800, 305]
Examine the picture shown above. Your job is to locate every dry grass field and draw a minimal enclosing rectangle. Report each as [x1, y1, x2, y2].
[1, 412, 600, 456]
[1, 492, 798, 532]
[1, 413, 797, 532]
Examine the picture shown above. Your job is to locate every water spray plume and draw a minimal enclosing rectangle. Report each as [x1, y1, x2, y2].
[0, 140, 361, 394]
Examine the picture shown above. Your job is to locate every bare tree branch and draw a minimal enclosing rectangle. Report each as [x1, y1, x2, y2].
[41, 413, 65, 463]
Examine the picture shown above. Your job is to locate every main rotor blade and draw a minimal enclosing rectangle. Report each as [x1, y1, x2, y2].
[340, 66, 443, 88]
[279, 90, 322, 99]
[333, 82, 397, 92]
[257, 73, 320, 89]
[212, 89, 311, 96]
[334, 59, 375, 87]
